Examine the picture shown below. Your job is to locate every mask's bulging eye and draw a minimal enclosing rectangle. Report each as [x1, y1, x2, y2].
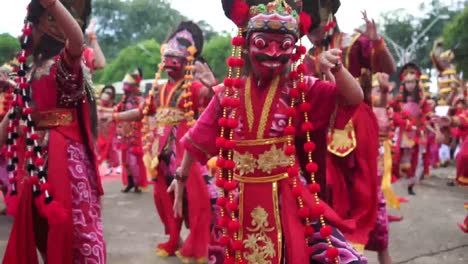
[254, 37, 267, 49]
[281, 39, 293, 50]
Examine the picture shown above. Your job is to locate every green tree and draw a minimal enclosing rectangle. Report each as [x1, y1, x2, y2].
[379, 0, 461, 69]
[93, 0, 186, 59]
[443, 6, 468, 75]
[93, 39, 161, 85]
[0, 33, 20, 63]
[415, 0, 459, 70]
[202, 35, 232, 80]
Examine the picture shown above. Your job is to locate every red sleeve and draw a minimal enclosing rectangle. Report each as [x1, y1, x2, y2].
[344, 104, 379, 244]
[357, 36, 372, 70]
[181, 88, 223, 164]
[305, 77, 338, 130]
[82, 47, 95, 72]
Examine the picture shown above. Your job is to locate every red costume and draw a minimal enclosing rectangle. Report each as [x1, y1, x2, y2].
[115, 69, 148, 192]
[114, 22, 213, 260]
[391, 63, 432, 194]
[97, 86, 120, 169]
[180, 1, 367, 263]
[303, 9, 395, 249]
[450, 109, 468, 233]
[3, 1, 106, 263]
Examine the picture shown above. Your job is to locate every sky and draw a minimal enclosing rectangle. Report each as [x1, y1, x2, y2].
[0, 0, 459, 37]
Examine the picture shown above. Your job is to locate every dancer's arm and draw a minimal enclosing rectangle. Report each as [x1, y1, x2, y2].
[86, 19, 106, 70]
[40, 0, 84, 58]
[319, 48, 363, 105]
[0, 115, 8, 147]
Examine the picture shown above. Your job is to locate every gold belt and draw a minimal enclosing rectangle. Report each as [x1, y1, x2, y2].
[233, 136, 291, 147]
[234, 172, 289, 183]
[31, 109, 76, 129]
[156, 121, 183, 127]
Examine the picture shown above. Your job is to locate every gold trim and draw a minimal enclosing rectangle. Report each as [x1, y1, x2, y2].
[243, 207, 276, 262]
[272, 181, 282, 263]
[327, 119, 357, 157]
[185, 135, 212, 160]
[31, 109, 76, 129]
[156, 121, 183, 126]
[257, 76, 280, 139]
[239, 182, 245, 242]
[160, 79, 184, 107]
[351, 243, 365, 253]
[233, 136, 291, 146]
[457, 176, 468, 184]
[245, 77, 254, 132]
[234, 173, 289, 183]
[345, 34, 361, 70]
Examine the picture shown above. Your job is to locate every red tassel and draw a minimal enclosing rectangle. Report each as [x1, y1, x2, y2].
[284, 145, 296, 156]
[299, 12, 313, 35]
[284, 125, 296, 136]
[326, 247, 339, 259]
[230, 0, 250, 27]
[43, 200, 69, 225]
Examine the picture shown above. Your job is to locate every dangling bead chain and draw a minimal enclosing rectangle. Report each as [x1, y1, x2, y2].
[183, 46, 197, 127]
[285, 39, 339, 262]
[141, 65, 163, 155]
[214, 28, 244, 264]
[5, 20, 51, 203]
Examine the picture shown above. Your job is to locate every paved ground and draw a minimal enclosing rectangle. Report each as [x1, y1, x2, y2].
[0, 166, 467, 263]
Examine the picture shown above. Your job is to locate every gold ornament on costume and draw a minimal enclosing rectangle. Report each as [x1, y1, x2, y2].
[430, 38, 460, 105]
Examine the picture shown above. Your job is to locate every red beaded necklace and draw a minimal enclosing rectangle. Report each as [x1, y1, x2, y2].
[4, 8, 67, 222]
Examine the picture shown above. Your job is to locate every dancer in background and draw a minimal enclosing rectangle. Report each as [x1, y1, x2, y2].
[97, 85, 121, 175]
[110, 21, 213, 261]
[392, 63, 432, 195]
[114, 68, 148, 193]
[304, 1, 395, 261]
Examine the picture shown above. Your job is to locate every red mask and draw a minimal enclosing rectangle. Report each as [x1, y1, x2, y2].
[123, 83, 137, 94]
[163, 55, 185, 79]
[248, 32, 295, 78]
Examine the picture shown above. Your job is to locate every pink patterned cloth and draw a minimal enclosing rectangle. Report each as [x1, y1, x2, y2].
[67, 141, 106, 263]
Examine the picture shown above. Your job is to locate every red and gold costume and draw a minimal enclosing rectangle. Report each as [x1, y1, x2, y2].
[0, 61, 16, 198]
[303, 3, 396, 250]
[444, 109, 468, 233]
[3, 1, 106, 263]
[96, 86, 120, 169]
[115, 69, 148, 192]
[391, 64, 432, 194]
[115, 22, 213, 260]
[181, 1, 367, 263]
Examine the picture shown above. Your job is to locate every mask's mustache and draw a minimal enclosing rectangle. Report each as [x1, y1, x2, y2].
[255, 54, 290, 64]
[164, 65, 179, 71]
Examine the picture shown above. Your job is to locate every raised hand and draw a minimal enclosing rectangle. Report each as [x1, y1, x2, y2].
[86, 18, 97, 36]
[377, 72, 390, 90]
[318, 48, 342, 81]
[194, 61, 216, 88]
[355, 10, 379, 41]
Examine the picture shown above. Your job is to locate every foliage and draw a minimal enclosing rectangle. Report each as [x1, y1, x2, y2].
[93, 39, 161, 85]
[379, 0, 461, 69]
[0, 33, 20, 63]
[93, 0, 186, 59]
[442, 6, 468, 75]
[202, 35, 232, 80]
